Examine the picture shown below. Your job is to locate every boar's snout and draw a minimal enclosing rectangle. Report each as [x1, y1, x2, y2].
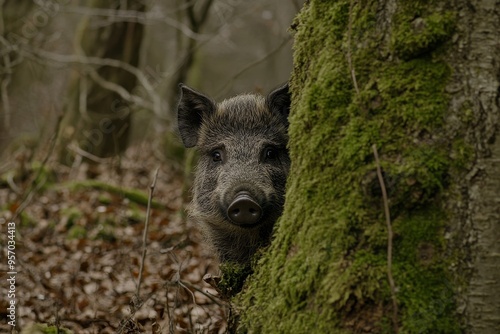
[227, 191, 263, 226]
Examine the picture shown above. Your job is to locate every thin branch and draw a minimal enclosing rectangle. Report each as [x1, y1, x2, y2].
[116, 290, 156, 334]
[0, 36, 24, 69]
[1, 73, 11, 130]
[372, 144, 399, 333]
[162, 15, 208, 40]
[198, 0, 215, 28]
[78, 73, 89, 121]
[347, 0, 360, 95]
[180, 280, 225, 307]
[21, 46, 163, 118]
[178, 280, 197, 305]
[67, 143, 113, 164]
[185, 0, 214, 32]
[12, 112, 64, 222]
[6, 172, 21, 195]
[87, 69, 153, 110]
[186, 2, 198, 31]
[215, 36, 292, 99]
[60, 6, 205, 40]
[24, 48, 150, 89]
[0, 0, 4, 36]
[136, 167, 160, 297]
[1, 35, 12, 130]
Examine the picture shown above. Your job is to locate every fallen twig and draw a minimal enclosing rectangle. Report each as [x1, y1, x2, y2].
[180, 279, 224, 307]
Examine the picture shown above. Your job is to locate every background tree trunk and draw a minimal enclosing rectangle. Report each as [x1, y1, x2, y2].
[71, 0, 146, 159]
[237, 0, 499, 333]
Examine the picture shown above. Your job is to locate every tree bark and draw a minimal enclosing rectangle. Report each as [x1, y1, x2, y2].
[236, 0, 499, 333]
[453, 1, 500, 332]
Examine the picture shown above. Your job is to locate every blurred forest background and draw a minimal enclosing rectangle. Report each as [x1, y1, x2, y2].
[0, 0, 298, 158]
[0, 1, 301, 333]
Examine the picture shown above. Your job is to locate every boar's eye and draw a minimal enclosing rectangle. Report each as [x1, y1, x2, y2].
[264, 147, 278, 161]
[211, 150, 223, 162]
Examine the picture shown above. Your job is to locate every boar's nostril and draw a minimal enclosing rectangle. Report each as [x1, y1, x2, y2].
[227, 192, 262, 226]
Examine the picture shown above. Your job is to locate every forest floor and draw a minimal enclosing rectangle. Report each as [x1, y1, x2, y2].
[0, 143, 228, 333]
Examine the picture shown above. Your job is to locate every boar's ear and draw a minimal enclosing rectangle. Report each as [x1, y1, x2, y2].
[266, 83, 291, 122]
[177, 84, 216, 148]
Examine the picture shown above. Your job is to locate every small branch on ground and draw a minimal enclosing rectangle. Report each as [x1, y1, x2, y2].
[181, 279, 224, 307]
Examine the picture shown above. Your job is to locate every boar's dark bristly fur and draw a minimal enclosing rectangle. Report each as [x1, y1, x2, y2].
[177, 83, 291, 264]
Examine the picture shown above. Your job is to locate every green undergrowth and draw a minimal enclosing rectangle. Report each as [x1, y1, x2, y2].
[0, 161, 57, 192]
[237, 0, 467, 333]
[63, 180, 164, 209]
[21, 323, 73, 334]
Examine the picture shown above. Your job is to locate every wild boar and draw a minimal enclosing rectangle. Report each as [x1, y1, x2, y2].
[177, 83, 290, 264]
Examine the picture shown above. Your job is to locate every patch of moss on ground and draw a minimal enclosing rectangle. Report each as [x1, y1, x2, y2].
[125, 207, 146, 225]
[20, 211, 37, 228]
[237, 0, 466, 333]
[64, 180, 164, 209]
[62, 207, 83, 229]
[67, 224, 87, 239]
[94, 218, 117, 242]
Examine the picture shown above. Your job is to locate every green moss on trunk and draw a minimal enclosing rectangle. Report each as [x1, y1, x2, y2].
[237, 0, 468, 333]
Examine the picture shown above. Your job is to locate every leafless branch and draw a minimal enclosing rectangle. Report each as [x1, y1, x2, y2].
[87, 69, 153, 110]
[0, 36, 12, 130]
[60, 6, 206, 40]
[0, 0, 4, 36]
[6, 172, 21, 195]
[0, 36, 25, 68]
[67, 143, 113, 164]
[178, 280, 197, 305]
[12, 112, 64, 222]
[372, 144, 399, 333]
[162, 14, 209, 40]
[78, 73, 89, 121]
[1, 72, 11, 129]
[215, 36, 292, 99]
[180, 280, 225, 307]
[136, 167, 160, 297]
[116, 290, 156, 334]
[21, 46, 163, 118]
[187, 0, 214, 31]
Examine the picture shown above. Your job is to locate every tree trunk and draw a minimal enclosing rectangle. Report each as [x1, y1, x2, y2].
[236, 0, 499, 333]
[64, 1, 146, 160]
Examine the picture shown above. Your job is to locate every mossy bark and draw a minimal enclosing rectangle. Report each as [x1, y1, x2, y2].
[237, 0, 499, 333]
